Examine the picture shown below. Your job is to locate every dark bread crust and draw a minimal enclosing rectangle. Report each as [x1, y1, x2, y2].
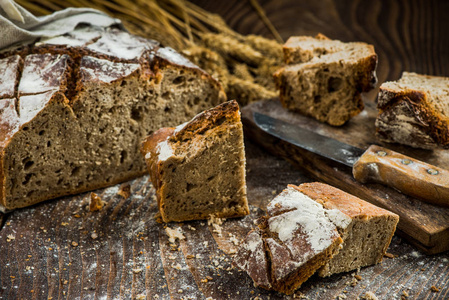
[376, 79, 449, 149]
[0, 26, 225, 211]
[172, 100, 239, 142]
[140, 127, 175, 218]
[293, 182, 398, 219]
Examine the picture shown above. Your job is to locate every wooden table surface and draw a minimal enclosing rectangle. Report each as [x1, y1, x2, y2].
[1, 1, 449, 299]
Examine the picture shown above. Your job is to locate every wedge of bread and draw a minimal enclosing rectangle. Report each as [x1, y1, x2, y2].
[140, 100, 249, 222]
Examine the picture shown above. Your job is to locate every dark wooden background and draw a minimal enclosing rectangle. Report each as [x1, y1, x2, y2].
[1, 0, 449, 299]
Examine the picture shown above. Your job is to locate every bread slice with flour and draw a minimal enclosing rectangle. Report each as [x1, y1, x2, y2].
[140, 100, 249, 222]
[0, 25, 225, 211]
[233, 183, 398, 294]
[274, 34, 377, 126]
[233, 184, 343, 294]
[376, 71, 449, 149]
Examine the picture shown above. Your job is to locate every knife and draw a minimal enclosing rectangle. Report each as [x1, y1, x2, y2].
[253, 112, 449, 207]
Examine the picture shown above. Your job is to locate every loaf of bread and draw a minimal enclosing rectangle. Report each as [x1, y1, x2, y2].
[273, 34, 377, 126]
[0, 25, 226, 211]
[233, 183, 399, 294]
[375, 72, 449, 149]
[140, 100, 249, 222]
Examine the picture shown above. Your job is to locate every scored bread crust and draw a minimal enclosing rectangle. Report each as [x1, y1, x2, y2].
[375, 72, 449, 149]
[274, 34, 377, 126]
[0, 25, 226, 211]
[141, 100, 249, 222]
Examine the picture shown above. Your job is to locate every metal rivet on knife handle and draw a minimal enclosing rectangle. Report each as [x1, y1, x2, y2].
[353, 145, 449, 207]
[401, 159, 412, 165]
[428, 169, 439, 175]
[377, 150, 387, 157]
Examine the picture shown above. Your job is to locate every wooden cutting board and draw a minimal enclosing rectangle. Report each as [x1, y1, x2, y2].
[242, 98, 449, 255]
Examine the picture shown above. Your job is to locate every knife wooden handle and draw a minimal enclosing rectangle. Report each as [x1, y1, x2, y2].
[353, 145, 449, 207]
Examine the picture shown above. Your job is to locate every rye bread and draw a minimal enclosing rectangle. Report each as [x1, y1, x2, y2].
[375, 71, 449, 149]
[0, 25, 226, 211]
[140, 100, 249, 222]
[274, 34, 377, 126]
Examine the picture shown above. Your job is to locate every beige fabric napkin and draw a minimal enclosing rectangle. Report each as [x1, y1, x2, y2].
[0, 0, 122, 49]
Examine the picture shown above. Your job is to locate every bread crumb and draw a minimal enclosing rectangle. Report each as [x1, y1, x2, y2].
[61, 222, 69, 226]
[211, 223, 222, 236]
[349, 277, 358, 286]
[136, 293, 146, 300]
[91, 233, 98, 239]
[362, 291, 378, 300]
[165, 227, 185, 244]
[430, 285, 440, 292]
[6, 234, 15, 242]
[355, 274, 362, 281]
[229, 233, 239, 246]
[384, 252, 395, 258]
[132, 268, 142, 274]
[90, 193, 105, 212]
[118, 184, 131, 199]
[402, 290, 409, 298]
[71, 241, 79, 247]
[208, 215, 224, 226]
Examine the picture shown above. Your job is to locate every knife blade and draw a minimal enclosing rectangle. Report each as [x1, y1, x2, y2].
[253, 112, 449, 207]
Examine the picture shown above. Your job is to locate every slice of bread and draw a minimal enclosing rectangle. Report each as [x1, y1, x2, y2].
[274, 34, 377, 126]
[376, 72, 449, 149]
[233, 183, 398, 294]
[140, 100, 249, 222]
[0, 25, 225, 211]
[294, 182, 399, 277]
